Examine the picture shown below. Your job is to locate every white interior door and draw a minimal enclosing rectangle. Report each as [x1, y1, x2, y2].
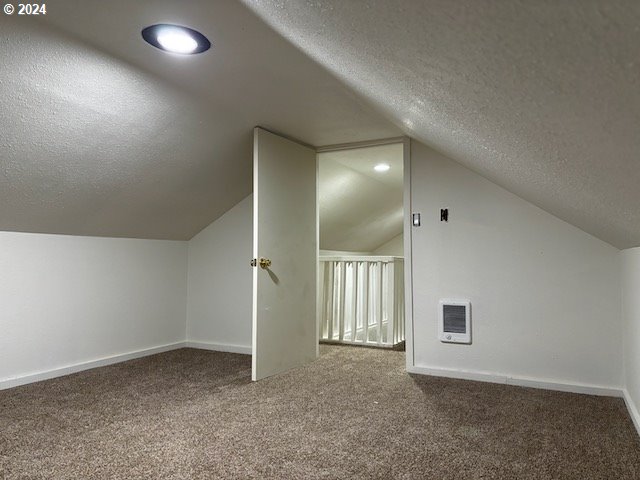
[252, 127, 317, 381]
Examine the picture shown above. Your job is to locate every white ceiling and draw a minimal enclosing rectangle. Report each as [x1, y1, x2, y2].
[242, 0, 640, 249]
[319, 144, 403, 252]
[2, 1, 640, 248]
[0, 1, 398, 240]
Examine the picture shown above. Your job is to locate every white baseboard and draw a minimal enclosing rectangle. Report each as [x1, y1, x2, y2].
[186, 341, 252, 355]
[0, 342, 187, 391]
[0, 341, 252, 391]
[623, 389, 640, 437]
[407, 365, 623, 398]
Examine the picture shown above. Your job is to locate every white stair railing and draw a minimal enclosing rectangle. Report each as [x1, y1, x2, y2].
[319, 256, 404, 347]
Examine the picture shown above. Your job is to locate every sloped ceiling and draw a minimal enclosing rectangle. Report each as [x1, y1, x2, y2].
[0, 1, 398, 240]
[3, 1, 640, 248]
[242, 0, 640, 249]
[319, 144, 403, 252]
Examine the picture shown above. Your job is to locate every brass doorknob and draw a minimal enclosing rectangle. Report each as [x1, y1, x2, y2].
[259, 257, 271, 269]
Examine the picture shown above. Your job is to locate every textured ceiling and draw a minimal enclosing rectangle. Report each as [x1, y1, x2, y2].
[0, 1, 398, 240]
[0, 18, 249, 240]
[319, 144, 403, 252]
[4, 1, 640, 247]
[242, 0, 640, 249]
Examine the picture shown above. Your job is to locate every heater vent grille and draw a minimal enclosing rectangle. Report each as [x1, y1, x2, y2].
[443, 305, 467, 333]
[439, 300, 471, 344]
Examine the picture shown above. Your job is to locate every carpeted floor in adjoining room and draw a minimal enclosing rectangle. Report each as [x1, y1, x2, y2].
[1, 345, 639, 479]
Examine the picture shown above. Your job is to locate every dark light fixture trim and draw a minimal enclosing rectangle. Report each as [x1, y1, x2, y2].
[141, 24, 211, 54]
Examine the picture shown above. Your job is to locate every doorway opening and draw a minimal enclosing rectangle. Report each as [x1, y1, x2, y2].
[317, 142, 405, 349]
[251, 128, 411, 382]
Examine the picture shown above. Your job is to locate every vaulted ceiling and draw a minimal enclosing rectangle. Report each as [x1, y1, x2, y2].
[243, 0, 640, 249]
[2, 1, 640, 248]
[0, 1, 397, 240]
[319, 144, 403, 252]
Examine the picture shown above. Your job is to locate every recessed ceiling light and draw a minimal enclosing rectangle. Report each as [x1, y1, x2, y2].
[142, 24, 211, 55]
[374, 163, 390, 172]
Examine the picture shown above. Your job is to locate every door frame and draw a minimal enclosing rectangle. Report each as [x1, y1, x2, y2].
[315, 136, 414, 370]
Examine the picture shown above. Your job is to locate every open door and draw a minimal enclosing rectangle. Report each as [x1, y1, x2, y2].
[252, 127, 318, 381]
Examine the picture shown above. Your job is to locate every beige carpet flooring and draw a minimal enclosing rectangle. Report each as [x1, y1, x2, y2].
[1, 346, 639, 479]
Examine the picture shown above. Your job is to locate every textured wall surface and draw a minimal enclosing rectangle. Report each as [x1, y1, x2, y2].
[243, 0, 640, 248]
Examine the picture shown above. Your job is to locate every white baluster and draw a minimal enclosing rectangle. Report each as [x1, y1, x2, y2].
[328, 261, 337, 340]
[362, 262, 369, 343]
[350, 262, 358, 342]
[397, 259, 405, 343]
[338, 261, 347, 342]
[386, 260, 395, 346]
[318, 260, 325, 340]
[376, 262, 383, 345]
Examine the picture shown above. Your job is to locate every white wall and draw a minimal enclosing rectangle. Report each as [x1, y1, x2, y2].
[0, 141, 629, 401]
[373, 234, 403, 256]
[410, 140, 622, 393]
[0, 232, 187, 386]
[186, 195, 253, 353]
[622, 248, 640, 430]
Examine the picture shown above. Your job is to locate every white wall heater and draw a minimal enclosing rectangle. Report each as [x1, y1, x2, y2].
[439, 299, 471, 344]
